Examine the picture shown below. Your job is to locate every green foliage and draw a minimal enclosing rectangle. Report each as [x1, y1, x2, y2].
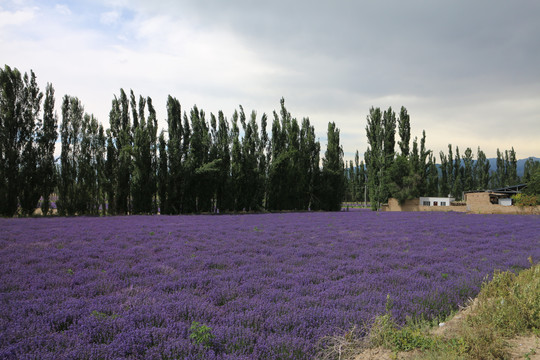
[157, 130, 168, 214]
[367, 263, 540, 359]
[132, 94, 154, 214]
[19, 70, 43, 216]
[39, 83, 58, 216]
[523, 158, 540, 183]
[347, 150, 367, 203]
[388, 154, 419, 204]
[0, 66, 52, 216]
[316, 263, 540, 359]
[512, 193, 539, 207]
[267, 98, 321, 211]
[189, 321, 214, 348]
[474, 147, 491, 191]
[91, 310, 119, 320]
[369, 296, 434, 352]
[364, 107, 385, 210]
[462, 147, 474, 192]
[321, 122, 345, 211]
[15, 65, 540, 217]
[472, 261, 540, 336]
[398, 106, 410, 156]
[58, 95, 84, 215]
[492, 147, 519, 189]
[114, 89, 132, 215]
[0, 65, 23, 216]
[524, 165, 540, 196]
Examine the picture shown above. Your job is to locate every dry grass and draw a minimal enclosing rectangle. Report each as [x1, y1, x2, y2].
[316, 261, 540, 360]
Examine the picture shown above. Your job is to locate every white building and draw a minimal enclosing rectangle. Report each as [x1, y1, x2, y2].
[419, 197, 455, 207]
[498, 198, 513, 206]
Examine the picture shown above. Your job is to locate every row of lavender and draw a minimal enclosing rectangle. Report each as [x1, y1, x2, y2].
[1, 212, 539, 359]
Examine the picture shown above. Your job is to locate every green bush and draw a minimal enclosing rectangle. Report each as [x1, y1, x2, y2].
[317, 263, 540, 359]
[473, 260, 540, 336]
[512, 193, 539, 207]
[189, 321, 214, 348]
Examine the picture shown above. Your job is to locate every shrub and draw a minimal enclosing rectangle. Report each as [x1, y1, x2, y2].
[512, 193, 539, 207]
[189, 321, 214, 348]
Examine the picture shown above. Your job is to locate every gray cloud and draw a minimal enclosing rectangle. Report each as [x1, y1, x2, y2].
[3, 0, 540, 159]
[181, 0, 540, 158]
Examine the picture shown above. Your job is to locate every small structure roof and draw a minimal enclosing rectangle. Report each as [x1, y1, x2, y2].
[464, 184, 527, 195]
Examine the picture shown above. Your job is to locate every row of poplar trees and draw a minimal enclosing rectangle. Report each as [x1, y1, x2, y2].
[0, 66, 345, 217]
[358, 106, 526, 210]
[0, 66, 57, 216]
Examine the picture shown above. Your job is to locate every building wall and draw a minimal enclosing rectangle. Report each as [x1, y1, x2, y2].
[385, 195, 540, 214]
[385, 198, 467, 212]
[464, 192, 540, 214]
[419, 197, 454, 206]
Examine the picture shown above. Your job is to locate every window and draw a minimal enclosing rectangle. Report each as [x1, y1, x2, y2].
[441, 202, 446, 206]
[434, 201, 438, 206]
[423, 201, 430, 206]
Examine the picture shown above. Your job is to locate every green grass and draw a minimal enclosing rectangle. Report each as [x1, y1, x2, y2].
[316, 259, 540, 360]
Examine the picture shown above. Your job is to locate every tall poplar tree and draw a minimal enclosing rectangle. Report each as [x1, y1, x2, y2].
[494, 148, 506, 188]
[157, 130, 168, 214]
[230, 109, 242, 211]
[146, 97, 159, 213]
[474, 147, 490, 190]
[267, 105, 285, 210]
[78, 114, 102, 214]
[506, 147, 518, 185]
[462, 147, 474, 192]
[446, 145, 454, 195]
[365, 107, 385, 210]
[258, 113, 269, 209]
[452, 146, 463, 199]
[299, 117, 320, 210]
[0, 66, 23, 216]
[132, 95, 153, 214]
[321, 122, 345, 211]
[398, 106, 410, 156]
[19, 70, 43, 215]
[104, 129, 117, 214]
[0, 66, 46, 216]
[39, 83, 57, 215]
[426, 154, 439, 196]
[439, 152, 449, 197]
[523, 158, 540, 184]
[166, 95, 183, 214]
[239, 109, 262, 211]
[58, 95, 84, 215]
[357, 155, 367, 204]
[215, 111, 231, 211]
[116, 89, 132, 214]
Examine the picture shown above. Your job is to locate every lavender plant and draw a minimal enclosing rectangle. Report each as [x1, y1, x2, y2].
[0, 212, 538, 359]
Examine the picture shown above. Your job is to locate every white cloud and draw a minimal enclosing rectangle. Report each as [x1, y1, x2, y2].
[1, 0, 539, 162]
[100, 10, 120, 25]
[0, 6, 35, 27]
[54, 4, 71, 16]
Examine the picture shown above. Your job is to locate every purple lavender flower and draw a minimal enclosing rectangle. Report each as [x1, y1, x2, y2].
[0, 212, 538, 359]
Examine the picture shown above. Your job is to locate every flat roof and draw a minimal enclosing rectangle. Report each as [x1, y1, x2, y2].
[464, 184, 527, 195]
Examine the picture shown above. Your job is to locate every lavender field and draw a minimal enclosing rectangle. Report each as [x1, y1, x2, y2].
[1, 212, 539, 359]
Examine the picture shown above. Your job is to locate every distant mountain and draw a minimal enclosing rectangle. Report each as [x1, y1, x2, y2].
[434, 157, 539, 178]
[487, 157, 540, 177]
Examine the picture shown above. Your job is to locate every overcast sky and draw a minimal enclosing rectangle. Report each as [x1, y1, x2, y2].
[2, 0, 539, 161]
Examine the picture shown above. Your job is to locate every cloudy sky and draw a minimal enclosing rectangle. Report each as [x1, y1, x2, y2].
[2, 0, 539, 161]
